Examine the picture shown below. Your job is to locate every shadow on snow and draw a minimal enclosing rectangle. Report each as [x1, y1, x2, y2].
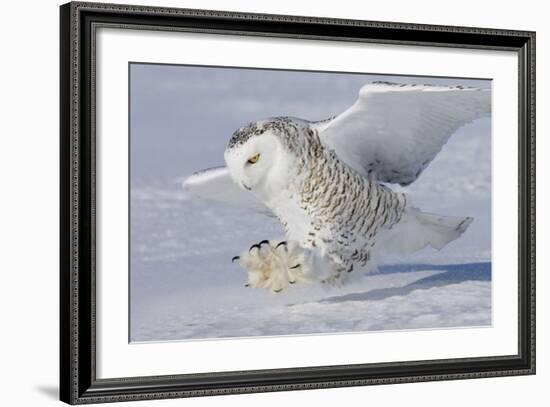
[319, 262, 491, 304]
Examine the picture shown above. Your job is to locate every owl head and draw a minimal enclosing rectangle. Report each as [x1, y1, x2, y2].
[224, 117, 307, 202]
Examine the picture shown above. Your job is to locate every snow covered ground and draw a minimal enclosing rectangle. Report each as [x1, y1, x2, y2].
[131, 257, 490, 341]
[129, 65, 492, 342]
[129, 180, 491, 342]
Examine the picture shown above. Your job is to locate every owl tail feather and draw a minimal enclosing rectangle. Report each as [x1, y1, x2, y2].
[383, 208, 473, 255]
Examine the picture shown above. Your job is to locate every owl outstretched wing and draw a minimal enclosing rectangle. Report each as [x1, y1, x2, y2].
[182, 166, 275, 217]
[312, 82, 491, 186]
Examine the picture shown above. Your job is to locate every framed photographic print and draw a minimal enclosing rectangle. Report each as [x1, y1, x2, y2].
[60, 1, 536, 404]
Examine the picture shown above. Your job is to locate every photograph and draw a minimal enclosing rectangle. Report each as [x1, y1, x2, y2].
[129, 63, 492, 342]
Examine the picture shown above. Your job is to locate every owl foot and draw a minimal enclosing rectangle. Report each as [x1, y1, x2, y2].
[232, 240, 313, 293]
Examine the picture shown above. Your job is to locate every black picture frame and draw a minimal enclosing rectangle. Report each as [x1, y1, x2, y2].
[60, 1, 536, 404]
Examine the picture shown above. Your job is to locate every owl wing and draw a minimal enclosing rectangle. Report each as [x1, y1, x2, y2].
[182, 166, 275, 217]
[312, 82, 491, 186]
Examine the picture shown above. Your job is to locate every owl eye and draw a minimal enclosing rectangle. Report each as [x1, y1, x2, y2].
[247, 153, 261, 165]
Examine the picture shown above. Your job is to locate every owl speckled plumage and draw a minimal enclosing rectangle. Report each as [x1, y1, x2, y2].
[183, 82, 490, 292]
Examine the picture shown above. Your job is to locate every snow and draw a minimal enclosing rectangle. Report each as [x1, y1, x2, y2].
[129, 180, 491, 342]
[131, 262, 490, 341]
[129, 65, 492, 342]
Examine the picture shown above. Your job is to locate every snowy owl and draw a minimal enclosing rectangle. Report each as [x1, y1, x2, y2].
[183, 81, 490, 292]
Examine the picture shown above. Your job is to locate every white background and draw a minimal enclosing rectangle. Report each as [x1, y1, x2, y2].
[0, 0, 545, 406]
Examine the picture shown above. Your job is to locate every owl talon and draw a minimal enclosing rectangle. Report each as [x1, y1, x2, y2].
[232, 256, 240, 263]
[235, 239, 313, 292]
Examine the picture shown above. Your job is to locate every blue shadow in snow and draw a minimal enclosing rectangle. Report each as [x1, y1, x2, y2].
[319, 262, 491, 304]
